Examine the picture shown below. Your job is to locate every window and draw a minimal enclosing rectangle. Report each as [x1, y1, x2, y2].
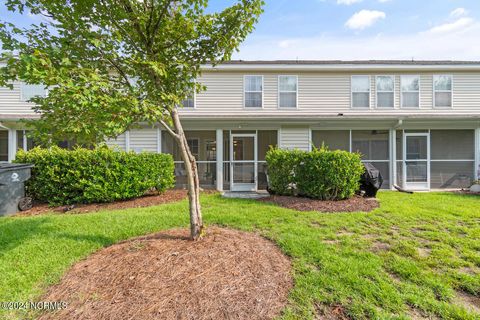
[0, 130, 7, 162]
[433, 75, 452, 108]
[21, 83, 47, 101]
[376, 76, 394, 108]
[244, 75, 263, 108]
[351, 76, 370, 108]
[182, 94, 195, 108]
[187, 138, 199, 159]
[401, 75, 420, 108]
[278, 75, 297, 108]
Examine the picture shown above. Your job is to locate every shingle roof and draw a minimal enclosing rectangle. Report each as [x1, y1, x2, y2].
[221, 60, 480, 65]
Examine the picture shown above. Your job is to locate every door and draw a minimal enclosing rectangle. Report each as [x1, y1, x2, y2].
[403, 133, 430, 190]
[230, 133, 257, 191]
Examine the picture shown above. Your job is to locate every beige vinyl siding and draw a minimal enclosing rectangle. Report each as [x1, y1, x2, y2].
[279, 127, 310, 151]
[178, 71, 480, 117]
[105, 133, 127, 151]
[452, 73, 480, 109]
[0, 83, 36, 115]
[420, 74, 433, 108]
[129, 128, 158, 153]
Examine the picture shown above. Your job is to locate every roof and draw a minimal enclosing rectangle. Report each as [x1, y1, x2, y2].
[221, 60, 480, 65]
[204, 60, 480, 71]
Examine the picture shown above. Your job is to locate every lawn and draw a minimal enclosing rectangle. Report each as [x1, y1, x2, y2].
[0, 192, 479, 319]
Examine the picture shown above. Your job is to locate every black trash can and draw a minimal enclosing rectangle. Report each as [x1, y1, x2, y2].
[0, 163, 34, 216]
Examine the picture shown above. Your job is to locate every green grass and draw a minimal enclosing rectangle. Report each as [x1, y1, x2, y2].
[0, 192, 479, 319]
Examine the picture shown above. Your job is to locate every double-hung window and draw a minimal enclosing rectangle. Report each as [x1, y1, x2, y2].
[182, 94, 195, 108]
[376, 76, 394, 108]
[20, 83, 47, 101]
[401, 75, 420, 108]
[244, 75, 263, 108]
[278, 75, 297, 108]
[433, 75, 452, 108]
[351, 76, 370, 108]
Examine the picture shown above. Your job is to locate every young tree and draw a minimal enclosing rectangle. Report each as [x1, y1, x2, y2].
[0, 0, 263, 240]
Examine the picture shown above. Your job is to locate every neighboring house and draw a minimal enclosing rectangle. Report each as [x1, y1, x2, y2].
[1, 60, 480, 192]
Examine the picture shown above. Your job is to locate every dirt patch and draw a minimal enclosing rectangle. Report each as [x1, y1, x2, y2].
[258, 195, 379, 213]
[407, 308, 439, 320]
[453, 291, 480, 314]
[17, 189, 194, 216]
[38, 227, 292, 320]
[459, 266, 478, 276]
[417, 247, 432, 258]
[315, 303, 350, 320]
[371, 241, 391, 252]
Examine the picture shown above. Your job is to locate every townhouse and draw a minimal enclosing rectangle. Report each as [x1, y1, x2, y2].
[1, 60, 480, 192]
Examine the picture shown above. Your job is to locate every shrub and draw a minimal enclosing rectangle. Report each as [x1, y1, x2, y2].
[15, 146, 175, 205]
[264, 148, 303, 196]
[266, 147, 364, 200]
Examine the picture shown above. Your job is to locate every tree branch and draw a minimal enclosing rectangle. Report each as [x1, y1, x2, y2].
[159, 118, 179, 140]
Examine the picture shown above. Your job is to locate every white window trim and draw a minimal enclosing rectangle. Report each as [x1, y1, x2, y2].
[244, 75, 264, 109]
[351, 75, 371, 109]
[400, 75, 421, 109]
[375, 75, 395, 109]
[277, 75, 298, 109]
[433, 74, 453, 109]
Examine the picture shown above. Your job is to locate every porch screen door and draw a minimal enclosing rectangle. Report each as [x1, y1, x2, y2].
[230, 134, 257, 191]
[404, 133, 430, 190]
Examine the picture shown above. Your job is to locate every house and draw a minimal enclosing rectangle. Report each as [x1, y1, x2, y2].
[1, 60, 480, 192]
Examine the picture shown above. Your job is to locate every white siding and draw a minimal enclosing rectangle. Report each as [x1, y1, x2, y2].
[129, 128, 158, 153]
[105, 133, 126, 151]
[279, 127, 310, 151]
[0, 83, 36, 115]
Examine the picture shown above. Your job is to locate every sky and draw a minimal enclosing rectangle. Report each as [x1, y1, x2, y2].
[2, 0, 480, 61]
[208, 0, 480, 61]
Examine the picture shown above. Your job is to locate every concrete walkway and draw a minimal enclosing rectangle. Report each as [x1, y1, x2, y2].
[221, 191, 270, 199]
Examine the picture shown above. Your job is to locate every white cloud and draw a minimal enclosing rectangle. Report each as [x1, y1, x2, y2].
[426, 17, 475, 34]
[233, 23, 480, 61]
[345, 10, 386, 30]
[450, 8, 468, 18]
[336, 0, 362, 5]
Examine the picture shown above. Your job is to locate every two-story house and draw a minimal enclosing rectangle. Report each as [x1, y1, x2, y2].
[1, 60, 480, 192]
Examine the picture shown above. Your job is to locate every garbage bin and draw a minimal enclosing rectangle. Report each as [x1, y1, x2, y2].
[0, 163, 34, 216]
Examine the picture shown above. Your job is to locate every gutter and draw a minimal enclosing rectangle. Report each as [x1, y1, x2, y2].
[202, 64, 480, 72]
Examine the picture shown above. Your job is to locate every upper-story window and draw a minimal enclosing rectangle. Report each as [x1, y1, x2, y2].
[401, 75, 420, 108]
[21, 83, 47, 101]
[182, 94, 195, 108]
[433, 75, 452, 108]
[351, 76, 370, 108]
[376, 76, 394, 108]
[244, 75, 263, 108]
[278, 75, 297, 108]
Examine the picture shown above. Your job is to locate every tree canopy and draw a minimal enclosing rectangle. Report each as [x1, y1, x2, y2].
[0, 0, 264, 145]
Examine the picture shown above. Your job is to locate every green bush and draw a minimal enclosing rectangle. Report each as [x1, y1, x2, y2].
[15, 146, 175, 205]
[266, 147, 364, 200]
[265, 148, 303, 196]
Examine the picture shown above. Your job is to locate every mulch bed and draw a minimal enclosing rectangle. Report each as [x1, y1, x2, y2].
[16, 189, 192, 216]
[38, 227, 293, 320]
[258, 195, 379, 213]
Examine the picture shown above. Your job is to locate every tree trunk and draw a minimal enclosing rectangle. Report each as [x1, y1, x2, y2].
[170, 108, 204, 240]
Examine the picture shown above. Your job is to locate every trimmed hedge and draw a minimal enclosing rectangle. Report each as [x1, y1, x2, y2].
[265, 147, 364, 200]
[15, 146, 175, 205]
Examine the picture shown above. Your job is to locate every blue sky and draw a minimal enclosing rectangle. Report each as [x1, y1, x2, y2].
[2, 0, 480, 60]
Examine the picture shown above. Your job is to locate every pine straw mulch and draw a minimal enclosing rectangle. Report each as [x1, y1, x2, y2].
[37, 227, 293, 320]
[16, 189, 195, 216]
[258, 195, 379, 213]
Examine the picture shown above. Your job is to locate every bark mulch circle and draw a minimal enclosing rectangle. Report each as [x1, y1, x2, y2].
[17, 189, 191, 216]
[38, 227, 293, 320]
[258, 195, 379, 213]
